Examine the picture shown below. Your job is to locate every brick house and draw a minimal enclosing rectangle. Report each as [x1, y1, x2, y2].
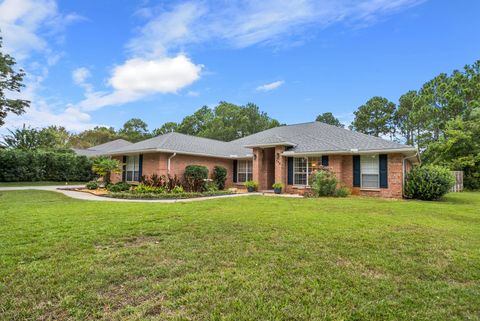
[76, 122, 419, 198]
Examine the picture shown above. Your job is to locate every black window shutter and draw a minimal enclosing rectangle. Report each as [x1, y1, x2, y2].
[379, 154, 388, 188]
[353, 155, 360, 187]
[122, 156, 127, 182]
[232, 160, 238, 183]
[287, 157, 293, 185]
[138, 154, 143, 180]
[322, 155, 329, 167]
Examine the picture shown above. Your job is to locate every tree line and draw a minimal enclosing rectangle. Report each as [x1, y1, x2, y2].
[1, 101, 281, 149]
[336, 60, 479, 189]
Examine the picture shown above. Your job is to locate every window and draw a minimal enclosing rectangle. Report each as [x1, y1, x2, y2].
[293, 157, 322, 185]
[237, 160, 252, 183]
[361, 155, 379, 188]
[125, 155, 140, 182]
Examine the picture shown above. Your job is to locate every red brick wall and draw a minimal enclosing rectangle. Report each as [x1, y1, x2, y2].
[169, 154, 234, 187]
[283, 153, 407, 198]
[110, 152, 235, 187]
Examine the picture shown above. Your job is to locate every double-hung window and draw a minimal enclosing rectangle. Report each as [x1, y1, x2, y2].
[125, 155, 140, 182]
[293, 157, 322, 185]
[237, 160, 252, 183]
[360, 155, 379, 188]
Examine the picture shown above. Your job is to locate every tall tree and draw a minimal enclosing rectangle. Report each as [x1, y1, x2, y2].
[1, 125, 40, 149]
[152, 122, 178, 136]
[182, 102, 280, 141]
[70, 126, 120, 148]
[422, 108, 480, 189]
[394, 91, 419, 146]
[177, 106, 214, 136]
[315, 112, 344, 127]
[350, 96, 396, 138]
[118, 118, 151, 142]
[0, 36, 30, 127]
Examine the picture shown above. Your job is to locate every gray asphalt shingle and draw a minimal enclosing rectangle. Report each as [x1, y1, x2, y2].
[82, 122, 414, 158]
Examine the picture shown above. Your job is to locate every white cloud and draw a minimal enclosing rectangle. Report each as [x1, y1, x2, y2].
[256, 80, 285, 92]
[0, 0, 81, 60]
[127, 0, 425, 51]
[110, 56, 201, 93]
[186, 90, 200, 97]
[74, 0, 424, 111]
[72, 67, 90, 85]
[76, 55, 202, 111]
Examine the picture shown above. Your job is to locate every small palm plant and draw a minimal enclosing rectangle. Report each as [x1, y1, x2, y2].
[92, 157, 122, 185]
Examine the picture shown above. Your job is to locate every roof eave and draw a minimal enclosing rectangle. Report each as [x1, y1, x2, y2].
[106, 148, 253, 160]
[243, 142, 296, 148]
[282, 147, 418, 157]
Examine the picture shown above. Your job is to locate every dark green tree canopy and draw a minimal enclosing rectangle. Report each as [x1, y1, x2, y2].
[315, 112, 344, 127]
[0, 36, 30, 127]
[350, 96, 396, 138]
[175, 102, 280, 141]
[152, 122, 178, 136]
[118, 118, 151, 142]
[69, 126, 121, 148]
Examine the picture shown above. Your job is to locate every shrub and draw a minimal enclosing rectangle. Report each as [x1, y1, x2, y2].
[85, 181, 98, 190]
[272, 182, 284, 189]
[213, 166, 227, 190]
[0, 149, 94, 182]
[309, 168, 337, 196]
[335, 186, 350, 198]
[106, 182, 131, 192]
[108, 190, 233, 200]
[404, 165, 455, 200]
[205, 180, 219, 192]
[244, 180, 258, 191]
[171, 186, 185, 194]
[134, 184, 165, 194]
[92, 157, 121, 184]
[184, 165, 208, 192]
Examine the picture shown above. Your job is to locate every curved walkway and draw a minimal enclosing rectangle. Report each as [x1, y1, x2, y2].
[0, 185, 267, 203]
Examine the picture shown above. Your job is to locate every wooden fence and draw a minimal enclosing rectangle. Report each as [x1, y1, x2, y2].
[450, 171, 464, 192]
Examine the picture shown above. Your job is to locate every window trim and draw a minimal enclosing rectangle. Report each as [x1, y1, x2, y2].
[125, 155, 140, 183]
[360, 154, 380, 189]
[293, 156, 322, 186]
[237, 160, 253, 183]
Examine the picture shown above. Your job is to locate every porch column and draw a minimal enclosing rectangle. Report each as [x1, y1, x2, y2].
[274, 146, 286, 187]
[252, 147, 266, 189]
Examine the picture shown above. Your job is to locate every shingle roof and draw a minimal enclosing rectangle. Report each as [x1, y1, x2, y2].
[73, 139, 132, 157]
[108, 132, 252, 158]
[95, 122, 414, 158]
[231, 122, 414, 153]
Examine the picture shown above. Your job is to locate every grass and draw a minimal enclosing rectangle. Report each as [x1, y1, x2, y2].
[0, 181, 86, 187]
[0, 191, 479, 320]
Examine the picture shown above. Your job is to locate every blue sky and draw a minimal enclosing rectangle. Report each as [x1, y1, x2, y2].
[1, 0, 479, 133]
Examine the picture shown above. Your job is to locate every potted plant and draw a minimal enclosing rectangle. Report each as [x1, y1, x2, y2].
[244, 180, 258, 192]
[272, 182, 284, 194]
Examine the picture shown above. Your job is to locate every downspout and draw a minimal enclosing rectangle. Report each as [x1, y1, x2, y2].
[167, 153, 177, 175]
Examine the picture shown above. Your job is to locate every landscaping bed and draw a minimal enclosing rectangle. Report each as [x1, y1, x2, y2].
[106, 190, 235, 199]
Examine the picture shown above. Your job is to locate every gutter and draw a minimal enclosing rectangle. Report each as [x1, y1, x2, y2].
[282, 147, 418, 157]
[167, 152, 177, 174]
[106, 148, 253, 160]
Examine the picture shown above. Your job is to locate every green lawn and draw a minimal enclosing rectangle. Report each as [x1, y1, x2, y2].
[0, 191, 479, 320]
[0, 181, 86, 187]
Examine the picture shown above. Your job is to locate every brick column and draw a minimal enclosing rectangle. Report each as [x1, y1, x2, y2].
[274, 146, 286, 187]
[252, 148, 266, 189]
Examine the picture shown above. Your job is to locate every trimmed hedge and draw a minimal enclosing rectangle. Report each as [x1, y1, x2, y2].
[0, 149, 94, 182]
[404, 165, 455, 200]
[107, 190, 233, 200]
